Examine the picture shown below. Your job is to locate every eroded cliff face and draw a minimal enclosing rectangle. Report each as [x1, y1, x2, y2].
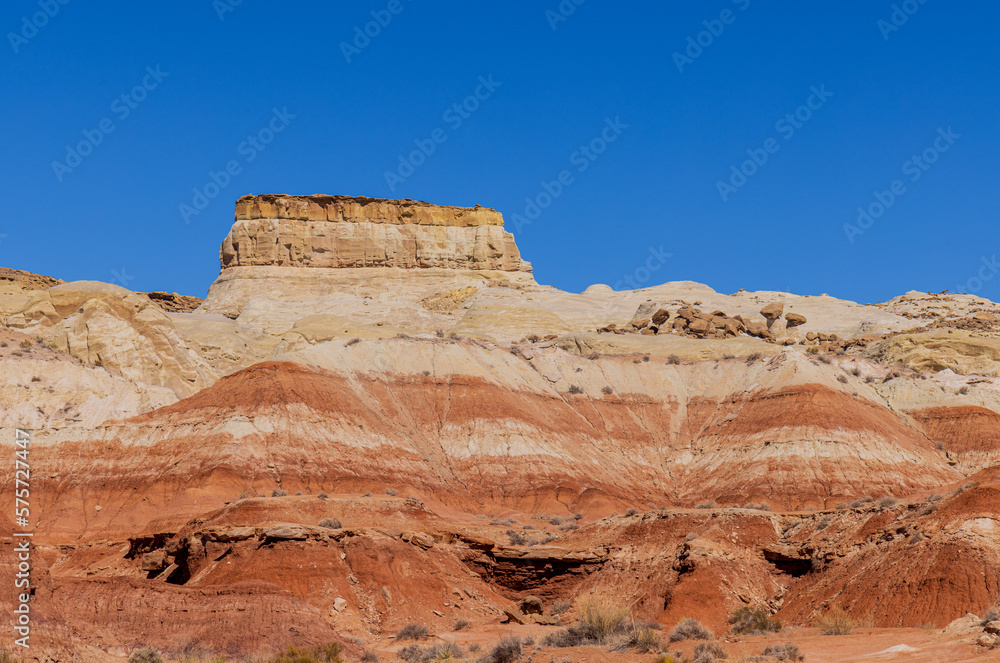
[220, 194, 530, 272]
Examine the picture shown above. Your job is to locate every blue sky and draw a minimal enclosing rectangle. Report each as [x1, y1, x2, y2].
[3, 1, 998, 302]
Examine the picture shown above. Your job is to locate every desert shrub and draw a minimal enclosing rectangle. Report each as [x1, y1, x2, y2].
[20, 339, 32, 349]
[543, 599, 630, 647]
[467, 643, 481, 653]
[817, 355, 832, 364]
[695, 501, 717, 509]
[385, 488, 397, 496]
[729, 606, 781, 635]
[601, 385, 614, 395]
[761, 642, 803, 661]
[551, 599, 572, 615]
[875, 496, 897, 509]
[615, 626, 661, 653]
[238, 491, 249, 500]
[506, 529, 527, 545]
[129, 647, 164, 663]
[847, 496, 872, 508]
[317, 492, 329, 501]
[360, 652, 379, 663]
[667, 355, 681, 365]
[625, 507, 638, 516]
[837, 375, 848, 383]
[452, 619, 469, 631]
[346, 338, 361, 346]
[982, 601, 1000, 624]
[958, 385, 970, 395]
[542, 628, 586, 648]
[693, 642, 727, 662]
[588, 351, 600, 360]
[669, 617, 713, 642]
[744, 502, 771, 511]
[435, 329, 445, 337]
[815, 515, 832, 530]
[568, 384, 584, 394]
[559, 522, 579, 531]
[480, 637, 522, 663]
[549, 516, 564, 525]
[425, 642, 464, 660]
[805, 346, 819, 355]
[31, 375, 41, 382]
[850, 367, 862, 377]
[746, 352, 763, 363]
[395, 624, 429, 641]
[318, 517, 342, 529]
[396, 644, 422, 662]
[883, 369, 903, 382]
[573, 512, 583, 520]
[817, 608, 854, 635]
[272, 489, 288, 497]
[267, 643, 344, 663]
[578, 599, 630, 643]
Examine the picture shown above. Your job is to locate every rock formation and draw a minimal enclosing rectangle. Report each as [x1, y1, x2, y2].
[3, 196, 1000, 661]
[200, 194, 533, 319]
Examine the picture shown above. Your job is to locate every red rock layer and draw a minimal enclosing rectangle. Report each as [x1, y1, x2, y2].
[910, 405, 1000, 455]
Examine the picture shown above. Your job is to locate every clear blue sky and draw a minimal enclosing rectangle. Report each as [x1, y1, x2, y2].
[3, 1, 998, 302]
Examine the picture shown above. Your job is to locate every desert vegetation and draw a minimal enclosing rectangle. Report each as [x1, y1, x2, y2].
[542, 598, 665, 654]
[395, 624, 429, 641]
[817, 607, 855, 635]
[729, 606, 781, 635]
[668, 617, 714, 643]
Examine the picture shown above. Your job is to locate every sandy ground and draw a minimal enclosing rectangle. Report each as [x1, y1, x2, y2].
[369, 623, 1000, 662]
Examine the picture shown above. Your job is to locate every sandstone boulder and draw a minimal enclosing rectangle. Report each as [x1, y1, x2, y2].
[786, 312, 807, 327]
[141, 550, 169, 572]
[746, 321, 772, 339]
[761, 302, 784, 324]
[263, 524, 309, 540]
[503, 609, 529, 625]
[689, 319, 711, 335]
[401, 531, 435, 549]
[517, 596, 544, 615]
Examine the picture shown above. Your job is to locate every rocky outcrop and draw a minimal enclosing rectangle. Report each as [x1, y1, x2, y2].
[0, 266, 63, 289]
[220, 194, 530, 272]
[144, 291, 203, 312]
